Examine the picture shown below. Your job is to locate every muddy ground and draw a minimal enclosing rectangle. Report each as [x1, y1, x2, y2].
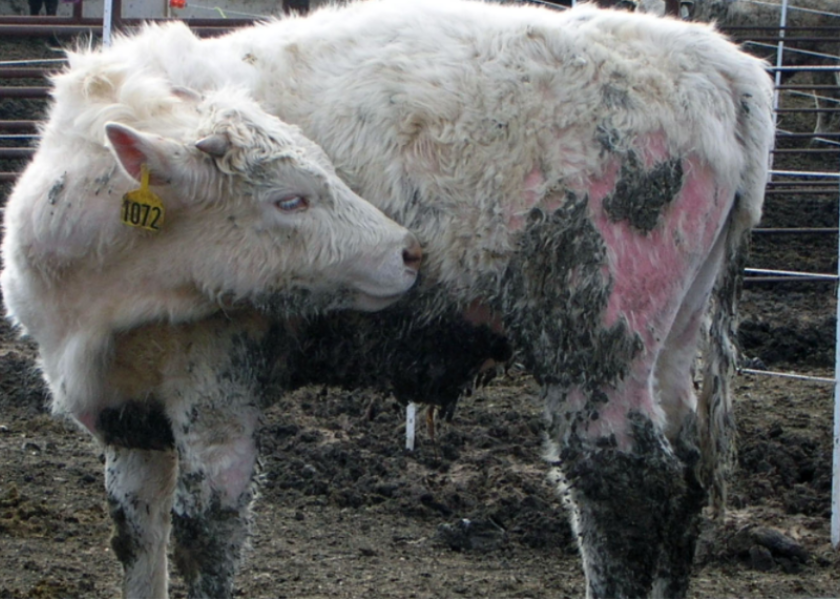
[1, 35, 839, 599]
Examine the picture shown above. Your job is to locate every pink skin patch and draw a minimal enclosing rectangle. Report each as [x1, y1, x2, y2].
[76, 411, 98, 435]
[462, 299, 506, 334]
[636, 130, 670, 169]
[564, 376, 658, 449]
[583, 147, 731, 440]
[505, 166, 547, 231]
[508, 132, 733, 446]
[591, 159, 727, 346]
[213, 436, 258, 505]
[206, 411, 260, 505]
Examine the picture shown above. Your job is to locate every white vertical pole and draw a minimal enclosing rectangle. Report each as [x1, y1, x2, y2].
[832, 164, 840, 549]
[773, 0, 788, 97]
[405, 403, 417, 451]
[769, 0, 789, 183]
[103, 0, 114, 47]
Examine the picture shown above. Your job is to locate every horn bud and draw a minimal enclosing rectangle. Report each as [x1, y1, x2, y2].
[195, 134, 230, 158]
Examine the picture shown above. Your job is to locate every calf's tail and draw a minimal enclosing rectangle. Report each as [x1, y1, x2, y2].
[696, 215, 750, 517]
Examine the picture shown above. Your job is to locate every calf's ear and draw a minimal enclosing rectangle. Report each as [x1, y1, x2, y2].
[104, 122, 180, 185]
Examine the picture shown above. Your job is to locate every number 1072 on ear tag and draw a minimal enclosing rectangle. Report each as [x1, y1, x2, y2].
[121, 164, 165, 232]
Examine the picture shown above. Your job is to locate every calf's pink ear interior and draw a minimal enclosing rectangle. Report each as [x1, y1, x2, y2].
[105, 122, 170, 185]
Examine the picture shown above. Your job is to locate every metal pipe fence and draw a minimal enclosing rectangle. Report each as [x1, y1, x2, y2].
[715, 0, 840, 549]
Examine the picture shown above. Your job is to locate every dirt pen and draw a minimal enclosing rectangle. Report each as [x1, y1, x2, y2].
[1, 0, 839, 597]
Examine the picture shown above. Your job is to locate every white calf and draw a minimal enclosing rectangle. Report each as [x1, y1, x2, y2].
[1, 60, 420, 597]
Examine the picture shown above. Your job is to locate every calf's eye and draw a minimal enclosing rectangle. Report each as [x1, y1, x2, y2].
[274, 195, 308, 212]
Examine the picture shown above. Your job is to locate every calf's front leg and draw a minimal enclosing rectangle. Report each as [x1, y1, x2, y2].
[169, 397, 261, 598]
[105, 446, 178, 599]
[97, 401, 178, 599]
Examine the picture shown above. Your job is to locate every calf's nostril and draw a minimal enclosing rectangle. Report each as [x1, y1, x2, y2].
[402, 238, 423, 271]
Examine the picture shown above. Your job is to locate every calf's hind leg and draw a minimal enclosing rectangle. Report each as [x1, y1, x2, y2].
[502, 189, 695, 596]
[509, 181, 729, 596]
[545, 381, 692, 598]
[546, 252, 723, 598]
[651, 235, 731, 597]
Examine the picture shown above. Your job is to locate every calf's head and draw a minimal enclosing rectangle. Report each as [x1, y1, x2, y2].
[105, 90, 421, 315]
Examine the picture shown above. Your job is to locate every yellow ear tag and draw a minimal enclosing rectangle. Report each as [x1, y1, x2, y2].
[121, 164, 165, 232]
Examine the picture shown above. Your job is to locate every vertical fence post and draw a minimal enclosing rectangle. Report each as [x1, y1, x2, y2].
[773, 0, 788, 98]
[405, 402, 417, 451]
[769, 0, 789, 183]
[102, 0, 113, 47]
[833, 163, 840, 549]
